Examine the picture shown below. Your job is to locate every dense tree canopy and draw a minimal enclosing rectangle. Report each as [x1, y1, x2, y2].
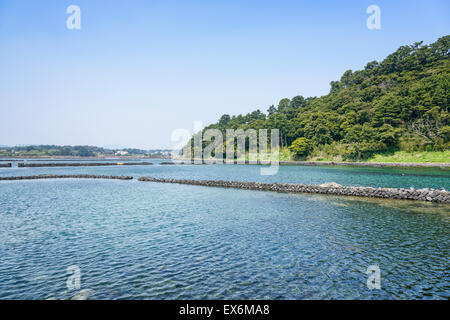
[189, 36, 449, 160]
[289, 137, 313, 158]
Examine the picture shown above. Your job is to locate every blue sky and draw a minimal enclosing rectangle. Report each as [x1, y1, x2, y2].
[0, 0, 448, 149]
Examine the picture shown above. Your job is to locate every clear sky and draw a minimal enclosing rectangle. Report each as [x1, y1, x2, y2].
[0, 0, 448, 149]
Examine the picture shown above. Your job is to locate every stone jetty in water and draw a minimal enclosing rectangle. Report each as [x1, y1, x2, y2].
[17, 162, 153, 168]
[0, 174, 133, 181]
[1, 174, 448, 203]
[0, 163, 12, 168]
[137, 177, 450, 203]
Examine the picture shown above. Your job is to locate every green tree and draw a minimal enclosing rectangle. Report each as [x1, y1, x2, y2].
[277, 98, 291, 112]
[289, 137, 313, 158]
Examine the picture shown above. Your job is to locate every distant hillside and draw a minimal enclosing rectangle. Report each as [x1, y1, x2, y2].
[0, 145, 172, 157]
[192, 36, 449, 161]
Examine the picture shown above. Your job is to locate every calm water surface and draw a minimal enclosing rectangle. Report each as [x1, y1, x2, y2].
[0, 163, 449, 299]
[1, 160, 449, 189]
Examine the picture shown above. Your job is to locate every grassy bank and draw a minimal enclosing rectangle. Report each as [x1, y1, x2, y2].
[367, 151, 450, 163]
[284, 148, 449, 163]
[178, 148, 449, 164]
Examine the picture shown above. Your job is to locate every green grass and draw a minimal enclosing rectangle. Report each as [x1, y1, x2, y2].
[286, 149, 449, 163]
[163, 148, 450, 164]
[367, 151, 450, 163]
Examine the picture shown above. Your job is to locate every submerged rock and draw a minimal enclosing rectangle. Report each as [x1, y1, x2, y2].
[319, 182, 342, 188]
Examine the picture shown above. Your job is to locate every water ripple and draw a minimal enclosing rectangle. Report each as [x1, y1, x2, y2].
[0, 179, 448, 299]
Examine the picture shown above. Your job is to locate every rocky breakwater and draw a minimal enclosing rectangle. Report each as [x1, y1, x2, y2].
[18, 162, 153, 167]
[137, 177, 450, 203]
[0, 163, 12, 168]
[0, 174, 133, 181]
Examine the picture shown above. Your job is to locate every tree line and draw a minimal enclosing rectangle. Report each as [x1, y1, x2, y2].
[0, 145, 171, 157]
[188, 36, 449, 160]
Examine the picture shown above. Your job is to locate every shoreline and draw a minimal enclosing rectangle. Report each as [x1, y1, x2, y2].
[0, 157, 448, 168]
[173, 159, 450, 168]
[278, 160, 450, 168]
[0, 156, 168, 161]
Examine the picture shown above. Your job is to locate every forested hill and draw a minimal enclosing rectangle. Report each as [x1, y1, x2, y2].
[0, 145, 172, 157]
[198, 36, 449, 160]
